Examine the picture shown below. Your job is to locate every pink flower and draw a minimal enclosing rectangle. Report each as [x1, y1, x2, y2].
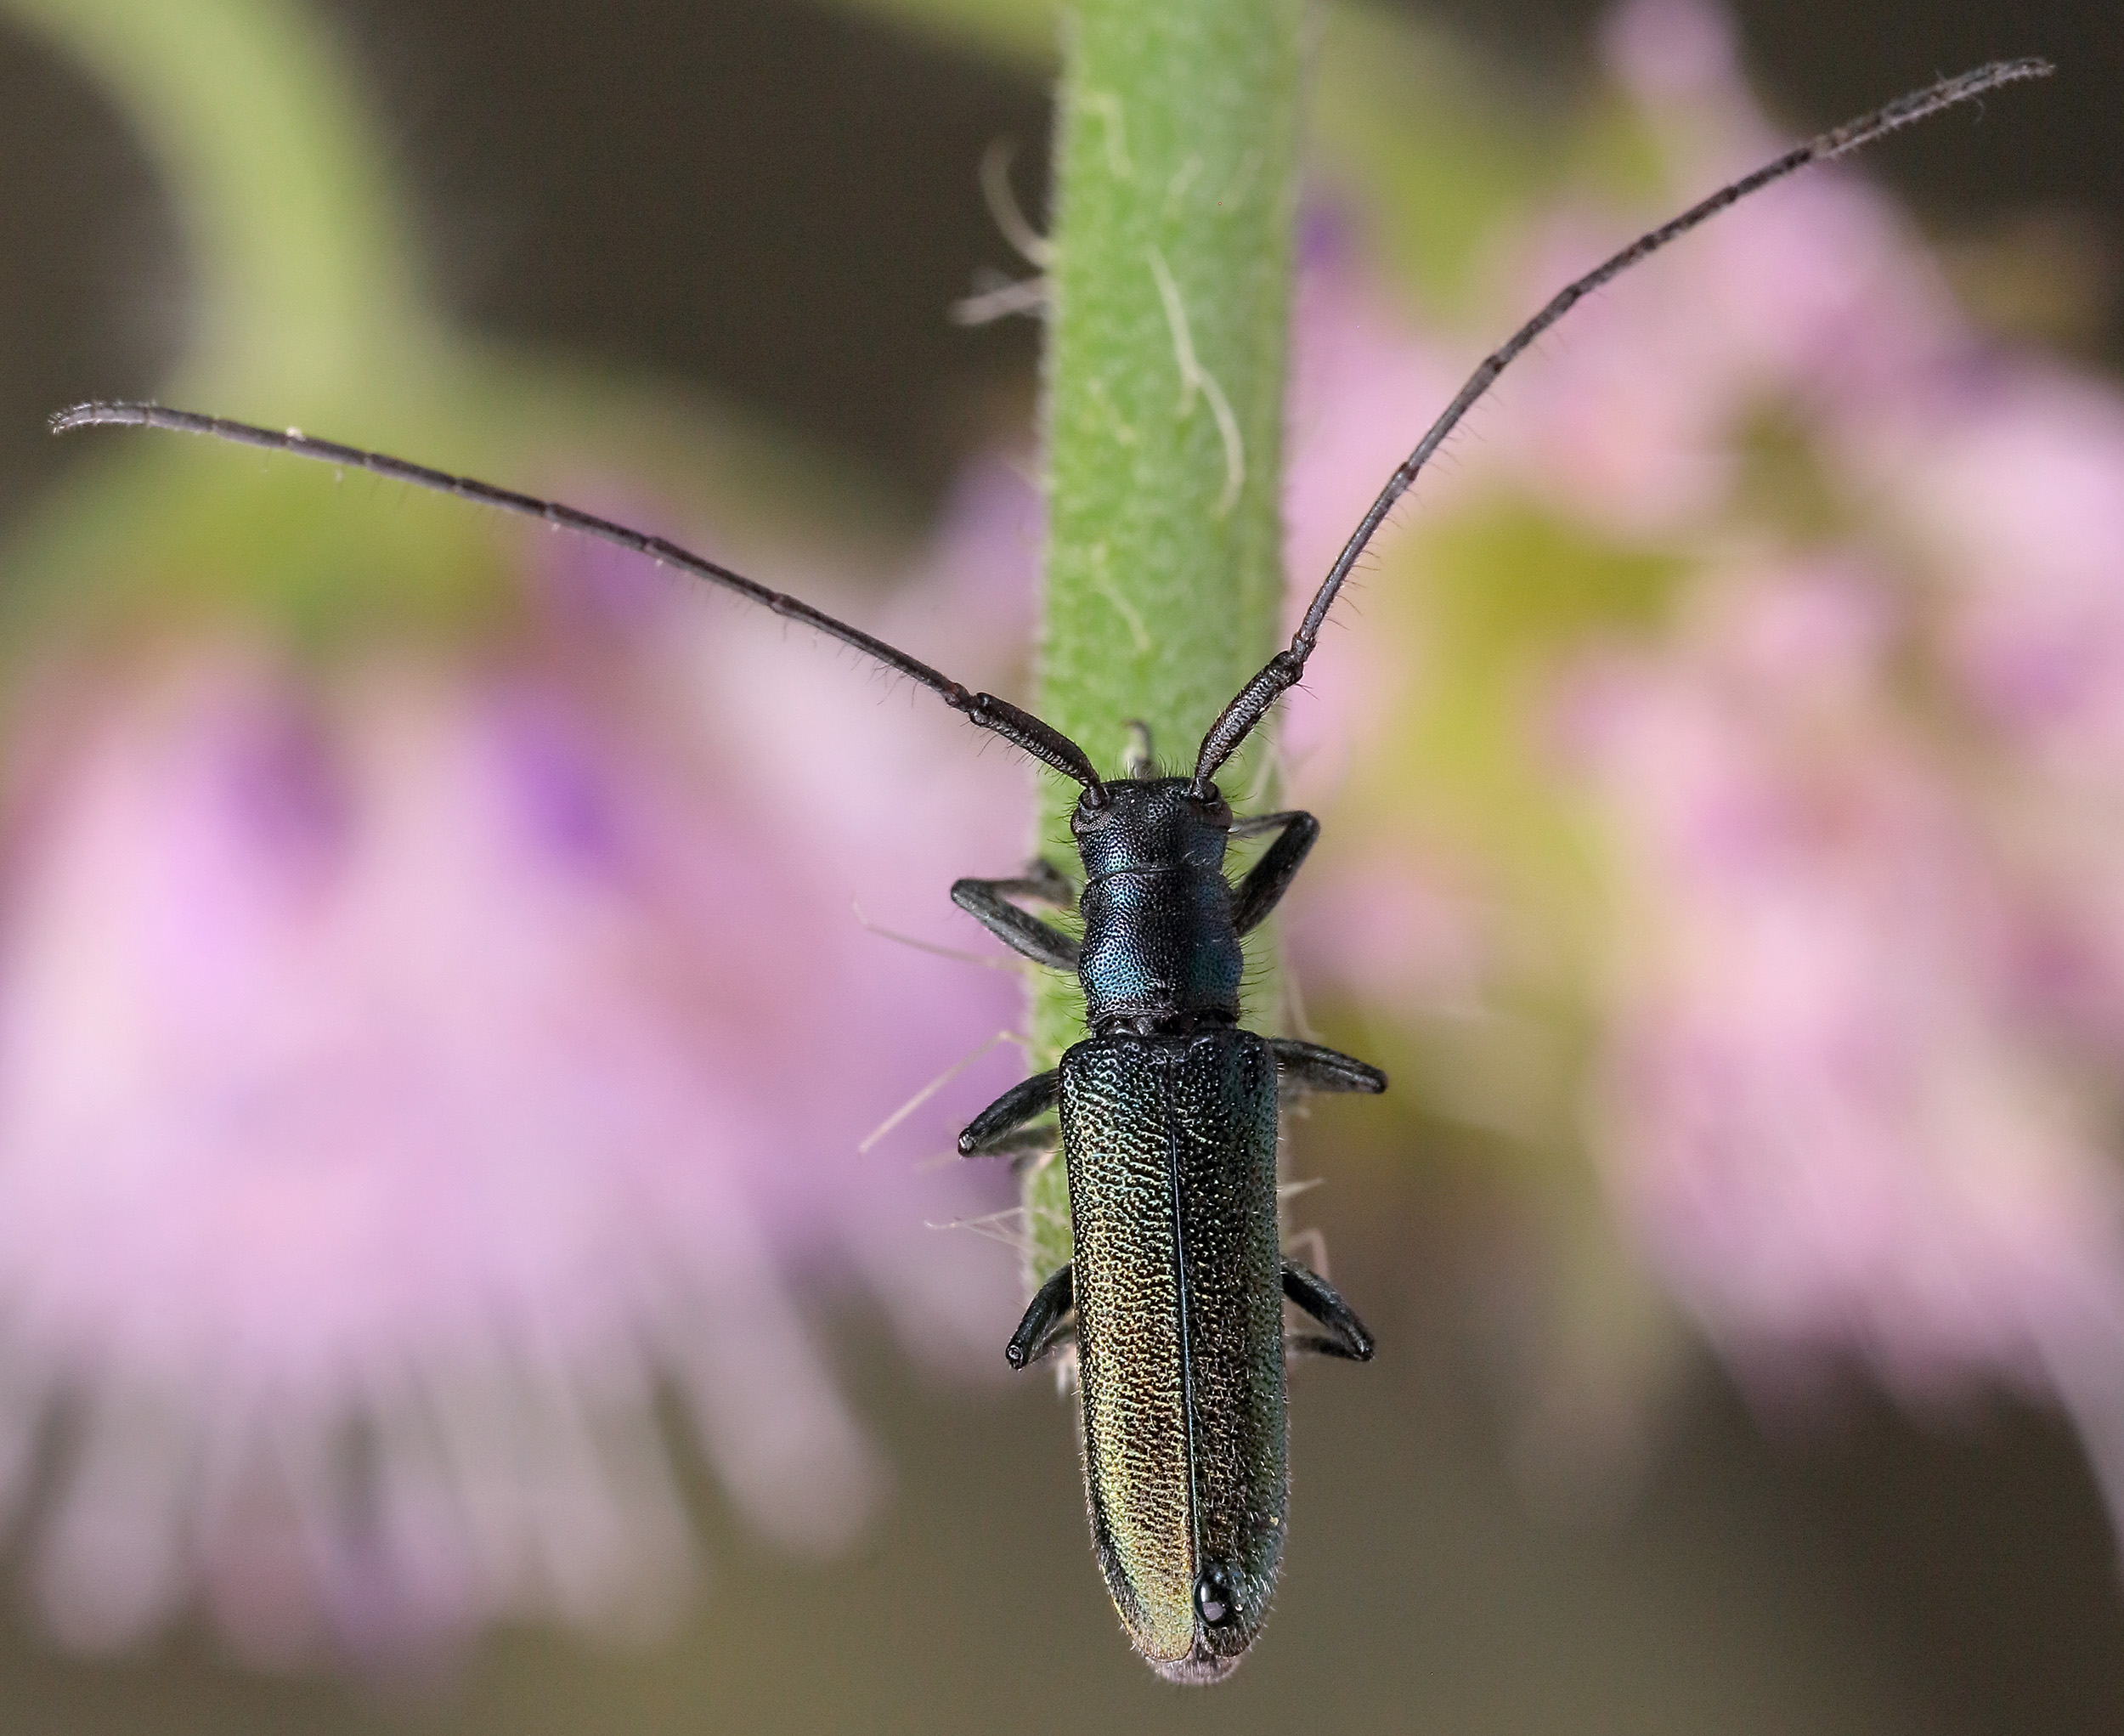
[1567, 571, 2124, 1400]
[1878, 369, 2124, 785]
[1278, 240, 1465, 789]
[1460, 0, 1968, 540]
[0, 495, 1033, 1665]
[1273, 0, 2124, 1534]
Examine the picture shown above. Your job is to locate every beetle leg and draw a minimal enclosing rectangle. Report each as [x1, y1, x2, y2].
[1007, 1264, 1075, 1369]
[952, 860, 1080, 969]
[1286, 1334, 1368, 1360]
[969, 1124, 1059, 1173]
[959, 1068, 1060, 1156]
[1019, 1312, 1077, 1368]
[1229, 811, 1319, 936]
[1268, 1038, 1387, 1097]
[1019, 857, 1078, 908]
[1281, 1258, 1375, 1361]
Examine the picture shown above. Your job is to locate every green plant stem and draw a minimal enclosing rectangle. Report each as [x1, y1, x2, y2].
[1023, 0, 1305, 1278]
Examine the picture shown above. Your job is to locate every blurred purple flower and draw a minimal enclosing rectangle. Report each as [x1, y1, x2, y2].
[1279, 237, 1464, 785]
[0, 482, 1035, 1666]
[1488, 67, 1964, 534]
[1549, 1, 2124, 1473]
[1565, 570, 2124, 1403]
[1868, 363, 2124, 800]
[1269, 0, 2124, 1530]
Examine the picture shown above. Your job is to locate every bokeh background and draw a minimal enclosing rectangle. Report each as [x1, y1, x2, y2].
[4, 0, 2124, 1731]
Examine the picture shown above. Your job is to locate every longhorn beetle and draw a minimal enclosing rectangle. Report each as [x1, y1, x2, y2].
[54, 58, 2048, 1682]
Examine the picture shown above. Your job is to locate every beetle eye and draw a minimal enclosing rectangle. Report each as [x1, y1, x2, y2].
[1072, 789, 1121, 834]
[1194, 1564, 1239, 1628]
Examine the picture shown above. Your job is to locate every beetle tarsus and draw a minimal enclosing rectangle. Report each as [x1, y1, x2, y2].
[1017, 1313, 1076, 1368]
[1008, 1264, 1075, 1369]
[1285, 1333, 1368, 1361]
[965, 1124, 1057, 1171]
[960, 1068, 1061, 1156]
[1282, 1258, 1375, 1361]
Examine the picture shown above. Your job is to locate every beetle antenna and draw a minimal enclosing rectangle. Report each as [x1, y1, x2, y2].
[1190, 56, 2053, 792]
[48, 401, 1110, 801]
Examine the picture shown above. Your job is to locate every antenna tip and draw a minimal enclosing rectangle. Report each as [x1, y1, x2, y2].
[1963, 55, 2055, 95]
[1985, 55, 2056, 87]
[49, 401, 146, 436]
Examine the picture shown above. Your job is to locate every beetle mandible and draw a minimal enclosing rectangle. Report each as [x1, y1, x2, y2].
[54, 56, 2048, 1683]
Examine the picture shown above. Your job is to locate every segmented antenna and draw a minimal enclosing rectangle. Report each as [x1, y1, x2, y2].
[47, 402, 1109, 800]
[1191, 56, 2053, 792]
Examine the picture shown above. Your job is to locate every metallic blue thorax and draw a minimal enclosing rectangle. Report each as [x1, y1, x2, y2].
[1073, 779, 1244, 1034]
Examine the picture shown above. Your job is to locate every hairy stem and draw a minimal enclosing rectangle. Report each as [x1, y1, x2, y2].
[1023, 0, 1304, 1279]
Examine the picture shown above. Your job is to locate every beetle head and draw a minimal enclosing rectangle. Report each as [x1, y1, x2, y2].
[1070, 778, 1231, 881]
